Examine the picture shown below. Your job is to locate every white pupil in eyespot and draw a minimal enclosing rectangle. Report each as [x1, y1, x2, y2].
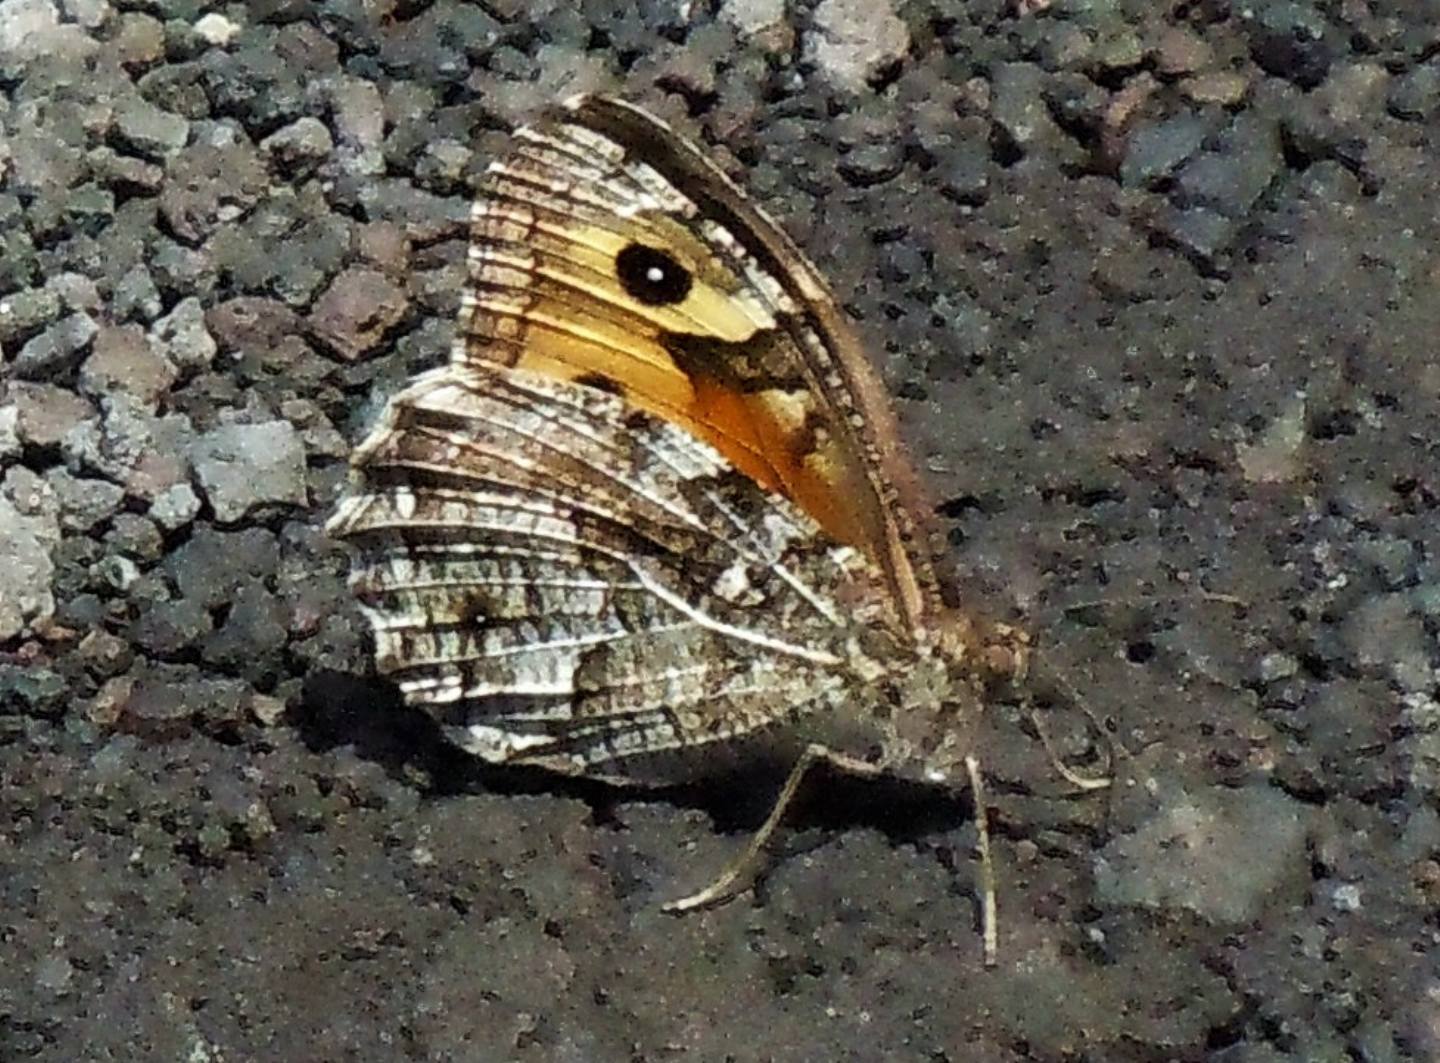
[646, 266, 665, 283]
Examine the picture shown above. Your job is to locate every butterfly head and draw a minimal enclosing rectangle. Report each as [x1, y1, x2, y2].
[849, 619, 1015, 788]
[976, 620, 1032, 689]
[930, 615, 1032, 692]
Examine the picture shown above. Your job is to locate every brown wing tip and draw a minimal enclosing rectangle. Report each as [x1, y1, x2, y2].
[560, 93, 661, 129]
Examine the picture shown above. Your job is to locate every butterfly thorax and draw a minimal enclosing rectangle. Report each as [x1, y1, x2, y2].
[797, 610, 1026, 790]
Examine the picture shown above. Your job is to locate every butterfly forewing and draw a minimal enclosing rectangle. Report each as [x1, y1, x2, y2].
[453, 95, 944, 630]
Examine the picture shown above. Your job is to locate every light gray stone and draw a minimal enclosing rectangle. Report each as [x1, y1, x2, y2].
[0, 404, 19, 462]
[44, 467, 125, 532]
[114, 95, 190, 160]
[1094, 783, 1307, 924]
[807, 0, 908, 93]
[148, 482, 201, 531]
[150, 296, 216, 372]
[0, 467, 61, 640]
[191, 420, 306, 523]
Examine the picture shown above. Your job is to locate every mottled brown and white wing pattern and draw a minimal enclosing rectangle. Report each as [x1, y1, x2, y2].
[327, 363, 904, 785]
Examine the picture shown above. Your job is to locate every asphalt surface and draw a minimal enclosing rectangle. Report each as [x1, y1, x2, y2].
[2, 0, 1437, 1059]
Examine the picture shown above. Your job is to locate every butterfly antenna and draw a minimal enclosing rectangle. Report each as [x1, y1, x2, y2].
[1027, 654, 1114, 793]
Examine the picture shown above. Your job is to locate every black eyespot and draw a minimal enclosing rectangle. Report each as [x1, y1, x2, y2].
[615, 243, 692, 306]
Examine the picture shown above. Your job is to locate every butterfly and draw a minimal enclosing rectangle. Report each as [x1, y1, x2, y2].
[327, 94, 1038, 960]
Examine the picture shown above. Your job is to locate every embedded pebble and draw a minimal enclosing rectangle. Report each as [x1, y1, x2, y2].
[1344, 593, 1430, 693]
[190, 421, 307, 522]
[1155, 205, 1236, 269]
[806, 0, 908, 93]
[1095, 784, 1308, 923]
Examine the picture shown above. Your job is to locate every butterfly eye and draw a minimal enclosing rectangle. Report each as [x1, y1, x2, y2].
[615, 243, 693, 306]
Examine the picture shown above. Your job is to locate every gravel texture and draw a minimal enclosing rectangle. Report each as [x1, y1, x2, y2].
[2, 0, 1438, 1059]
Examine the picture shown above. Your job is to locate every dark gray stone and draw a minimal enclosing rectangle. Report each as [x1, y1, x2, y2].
[202, 580, 289, 673]
[113, 95, 191, 160]
[157, 141, 269, 244]
[1176, 114, 1283, 216]
[1247, 1, 1334, 90]
[9, 311, 98, 379]
[1119, 113, 1211, 189]
[1388, 61, 1440, 121]
[166, 526, 280, 611]
[207, 192, 352, 306]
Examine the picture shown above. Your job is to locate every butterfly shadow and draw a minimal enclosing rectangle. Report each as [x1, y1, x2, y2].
[293, 667, 987, 852]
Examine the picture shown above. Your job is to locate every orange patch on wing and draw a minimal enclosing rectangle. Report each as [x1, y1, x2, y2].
[702, 380, 866, 551]
[509, 330, 865, 548]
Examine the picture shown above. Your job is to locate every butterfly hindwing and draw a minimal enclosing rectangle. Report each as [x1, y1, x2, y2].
[327, 364, 897, 782]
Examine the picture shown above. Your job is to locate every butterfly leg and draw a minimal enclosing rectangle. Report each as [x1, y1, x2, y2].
[964, 755, 998, 968]
[662, 743, 882, 914]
